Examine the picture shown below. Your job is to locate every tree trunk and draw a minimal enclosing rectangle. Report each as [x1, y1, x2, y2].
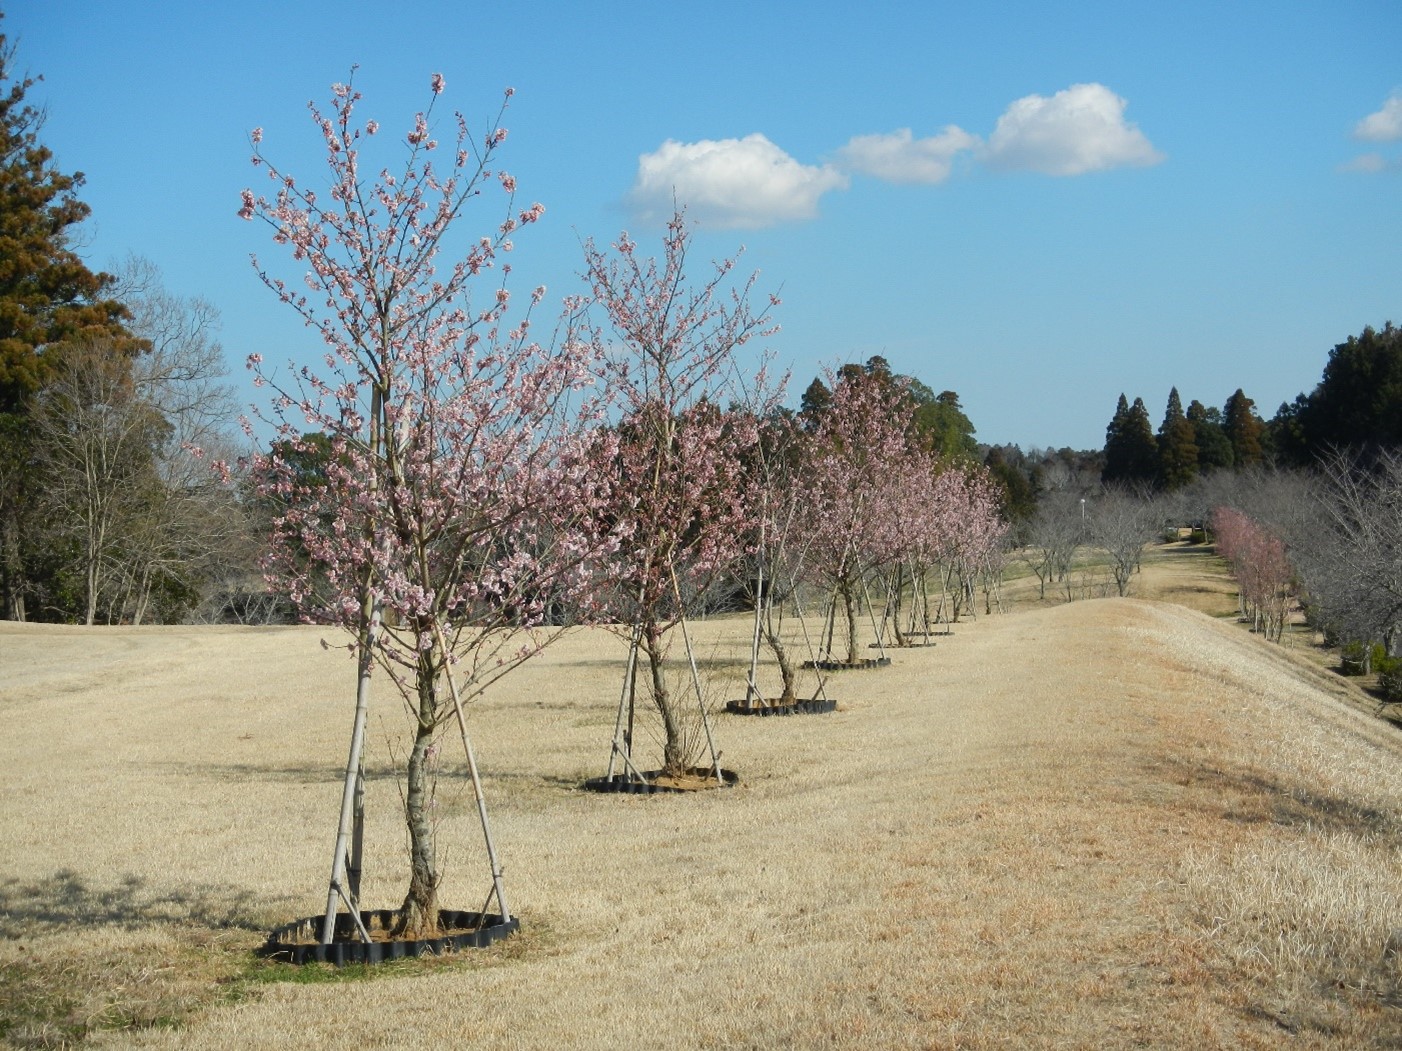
[1, 513, 26, 621]
[84, 525, 99, 626]
[396, 647, 441, 938]
[764, 617, 797, 703]
[841, 579, 859, 665]
[890, 565, 908, 647]
[822, 587, 838, 662]
[644, 617, 686, 776]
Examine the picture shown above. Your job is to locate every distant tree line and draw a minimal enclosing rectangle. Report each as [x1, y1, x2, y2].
[0, 30, 250, 624]
[1094, 320, 1402, 493]
[1099, 387, 1267, 492]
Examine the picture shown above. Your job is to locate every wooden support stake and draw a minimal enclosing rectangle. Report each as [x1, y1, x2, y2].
[322, 600, 382, 944]
[434, 623, 511, 924]
[606, 625, 642, 780]
[671, 566, 723, 784]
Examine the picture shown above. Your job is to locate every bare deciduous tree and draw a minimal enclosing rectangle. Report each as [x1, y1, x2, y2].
[1087, 485, 1162, 597]
[1021, 490, 1087, 601]
[30, 259, 244, 624]
[1289, 450, 1402, 659]
[32, 339, 161, 623]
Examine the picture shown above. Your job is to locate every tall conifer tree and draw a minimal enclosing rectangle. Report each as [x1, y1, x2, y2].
[1223, 388, 1264, 468]
[1157, 387, 1199, 490]
[1103, 393, 1158, 485]
[1186, 399, 1234, 472]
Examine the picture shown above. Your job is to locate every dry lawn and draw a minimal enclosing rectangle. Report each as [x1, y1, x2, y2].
[4, 545, 1402, 1048]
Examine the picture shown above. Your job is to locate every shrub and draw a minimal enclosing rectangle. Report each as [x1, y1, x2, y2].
[1377, 654, 1402, 703]
[1340, 641, 1369, 676]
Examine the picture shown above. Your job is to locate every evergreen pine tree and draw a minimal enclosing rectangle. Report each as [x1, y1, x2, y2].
[1102, 393, 1133, 483]
[1157, 387, 1199, 490]
[1222, 388, 1264, 468]
[1186, 399, 1233, 472]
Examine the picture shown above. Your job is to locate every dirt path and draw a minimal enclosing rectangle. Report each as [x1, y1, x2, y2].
[3, 593, 1402, 1048]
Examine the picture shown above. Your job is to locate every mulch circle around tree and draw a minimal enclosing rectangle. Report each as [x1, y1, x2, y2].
[258, 908, 519, 966]
[725, 697, 838, 717]
[582, 767, 741, 794]
[803, 656, 892, 670]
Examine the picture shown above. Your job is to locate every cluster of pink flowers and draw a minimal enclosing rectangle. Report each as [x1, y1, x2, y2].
[1211, 506, 1293, 640]
[241, 74, 620, 701]
[789, 368, 1008, 660]
[578, 212, 778, 630]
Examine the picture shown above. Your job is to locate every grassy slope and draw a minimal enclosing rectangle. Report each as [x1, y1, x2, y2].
[3, 546, 1402, 1049]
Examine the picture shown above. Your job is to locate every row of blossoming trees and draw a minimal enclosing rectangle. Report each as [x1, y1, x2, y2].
[788, 368, 1006, 666]
[1210, 506, 1292, 642]
[239, 75, 1007, 946]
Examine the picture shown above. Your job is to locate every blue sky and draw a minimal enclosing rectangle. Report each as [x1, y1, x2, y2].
[9, 0, 1401, 450]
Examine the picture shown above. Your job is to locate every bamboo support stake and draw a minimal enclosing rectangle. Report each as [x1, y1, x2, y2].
[322, 600, 382, 945]
[875, 571, 895, 649]
[332, 882, 375, 944]
[434, 623, 511, 924]
[745, 553, 765, 706]
[607, 625, 643, 780]
[671, 565, 723, 784]
[862, 574, 888, 660]
[786, 566, 830, 702]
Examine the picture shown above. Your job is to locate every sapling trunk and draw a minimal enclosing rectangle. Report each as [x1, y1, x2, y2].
[822, 588, 838, 662]
[643, 617, 687, 776]
[841, 578, 860, 664]
[889, 565, 908, 647]
[746, 560, 764, 706]
[396, 646, 441, 938]
[764, 618, 798, 703]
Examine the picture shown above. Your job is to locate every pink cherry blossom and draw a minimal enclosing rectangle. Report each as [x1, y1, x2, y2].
[1211, 506, 1293, 639]
[239, 74, 619, 932]
[579, 209, 780, 776]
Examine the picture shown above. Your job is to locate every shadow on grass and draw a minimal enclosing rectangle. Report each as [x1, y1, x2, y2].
[148, 760, 400, 785]
[1153, 755, 1401, 839]
[0, 869, 414, 1049]
[0, 870, 277, 939]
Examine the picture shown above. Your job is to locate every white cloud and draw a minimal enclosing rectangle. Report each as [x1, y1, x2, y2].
[626, 134, 848, 229]
[981, 83, 1164, 176]
[1342, 152, 1401, 174]
[835, 126, 980, 184]
[1353, 93, 1402, 142]
[627, 84, 1162, 226]
[1343, 152, 1386, 173]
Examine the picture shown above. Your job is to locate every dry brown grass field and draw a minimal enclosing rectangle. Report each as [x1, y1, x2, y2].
[4, 542, 1402, 1049]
